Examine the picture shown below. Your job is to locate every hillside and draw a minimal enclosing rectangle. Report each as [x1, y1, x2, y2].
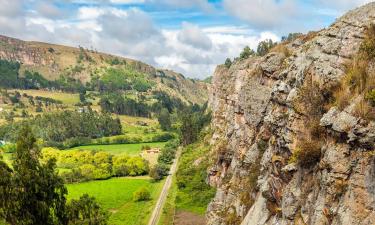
[0, 35, 208, 105]
[207, 3, 375, 225]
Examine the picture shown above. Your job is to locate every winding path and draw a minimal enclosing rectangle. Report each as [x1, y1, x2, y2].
[148, 148, 181, 225]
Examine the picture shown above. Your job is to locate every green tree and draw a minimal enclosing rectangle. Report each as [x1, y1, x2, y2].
[149, 164, 169, 181]
[256, 39, 277, 56]
[224, 58, 232, 68]
[240, 46, 255, 60]
[67, 194, 108, 225]
[0, 126, 68, 225]
[0, 127, 109, 225]
[133, 187, 151, 202]
[157, 108, 171, 131]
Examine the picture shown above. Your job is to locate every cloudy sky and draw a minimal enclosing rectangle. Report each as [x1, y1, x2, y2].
[0, 0, 372, 79]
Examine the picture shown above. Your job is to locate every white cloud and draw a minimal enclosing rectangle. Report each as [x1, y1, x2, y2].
[223, 0, 299, 29]
[0, 0, 282, 79]
[177, 22, 213, 50]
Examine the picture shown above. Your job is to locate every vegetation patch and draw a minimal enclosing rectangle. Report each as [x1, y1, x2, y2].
[175, 137, 216, 215]
[334, 24, 375, 120]
[67, 177, 165, 225]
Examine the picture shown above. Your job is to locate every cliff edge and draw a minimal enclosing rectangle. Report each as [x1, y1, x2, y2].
[207, 3, 375, 225]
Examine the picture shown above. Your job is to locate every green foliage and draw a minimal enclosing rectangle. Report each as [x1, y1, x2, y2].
[157, 108, 171, 131]
[179, 104, 211, 146]
[366, 89, 375, 106]
[157, 139, 179, 165]
[0, 59, 20, 88]
[0, 127, 108, 225]
[113, 155, 149, 177]
[0, 110, 122, 147]
[281, 33, 303, 42]
[290, 139, 322, 168]
[176, 141, 215, 214]
[0, 126, 68, 225]
[0, 143, 16, 153]
[96, 67, 154, 93]
[22, 71, 54, 89]
[149, 164, 169, 181]
[257, 39, 277, 56]
[133, 187, 151, 202]
[67, 194, 109, 225]
[66, 178, 164, 225]
[99, 95, 151, 117]
[239, 46, 255, 60]
[152, 91, 184, 113]
[224, 58, 232, 68]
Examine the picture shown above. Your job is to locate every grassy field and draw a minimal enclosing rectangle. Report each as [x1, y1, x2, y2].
[67, 177, 165, 225]
[2, 152, 12, 167]
[69, 142, 166, 156]
[12, 89, 80, 105]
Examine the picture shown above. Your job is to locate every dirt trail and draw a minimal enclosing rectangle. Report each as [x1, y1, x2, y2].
[147, 148, 181, 225]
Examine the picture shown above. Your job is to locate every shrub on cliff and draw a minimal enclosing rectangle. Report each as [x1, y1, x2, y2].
[290, 139, 321, 168]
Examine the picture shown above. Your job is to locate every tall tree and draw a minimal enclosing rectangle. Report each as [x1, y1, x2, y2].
[0, 126, 68, 225]
[157, 108, 171, 131]
[0, 127, 108, 225]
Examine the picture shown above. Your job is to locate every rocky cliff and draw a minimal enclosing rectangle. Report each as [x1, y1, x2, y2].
[207, 3, 375, 225]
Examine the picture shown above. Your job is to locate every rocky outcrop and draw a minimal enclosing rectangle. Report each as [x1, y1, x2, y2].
[207, 3, 375, 225]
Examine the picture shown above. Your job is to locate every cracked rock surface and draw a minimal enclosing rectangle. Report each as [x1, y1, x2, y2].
[206, 3, 375, 225]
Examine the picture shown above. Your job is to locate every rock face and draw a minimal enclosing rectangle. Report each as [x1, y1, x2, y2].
[207, 3, 375, 225]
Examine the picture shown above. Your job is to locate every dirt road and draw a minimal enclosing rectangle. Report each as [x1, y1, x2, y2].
[147, 148, 181, 225]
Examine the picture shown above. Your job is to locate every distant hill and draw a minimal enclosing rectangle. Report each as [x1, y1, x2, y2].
[0, 35, 208, 105]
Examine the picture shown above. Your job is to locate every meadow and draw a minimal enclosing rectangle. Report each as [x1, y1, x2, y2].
[12, 89, 80, 105]
[67, 177, 165, 225]
[69, 142, 166, 156]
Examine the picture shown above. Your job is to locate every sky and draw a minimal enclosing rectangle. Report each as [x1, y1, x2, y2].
[0, 0, 372, 79]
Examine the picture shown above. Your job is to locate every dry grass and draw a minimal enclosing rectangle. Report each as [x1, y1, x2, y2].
[270, 44, 291, 57]
[333, 24, 375, 118]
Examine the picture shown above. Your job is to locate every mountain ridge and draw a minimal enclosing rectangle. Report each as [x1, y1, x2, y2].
[0, 34, 208, 105]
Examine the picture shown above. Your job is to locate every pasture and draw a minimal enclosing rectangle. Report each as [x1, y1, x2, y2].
[12, 89, 80, 105]
[69, 142, 166, 156]
[67, 177, 165, 225]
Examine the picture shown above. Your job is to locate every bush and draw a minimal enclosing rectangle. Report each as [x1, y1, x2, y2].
[152, 133, 175, 142]
[366, 89, 375, 106]
[67, 194, 109, 225]
[224, 58, 232, 68]
[149, 164, 169, 181]
[133, 187, 151, 202]
[113, 155, 149, 177]
[290, 139, 321, 168]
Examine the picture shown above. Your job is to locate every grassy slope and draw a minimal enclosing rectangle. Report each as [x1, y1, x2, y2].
[12, 89, 80, 105]
[67, 177, 165, 225]
[69, 142, 166, 156]
[158, 132, 215, 223]
[0, 35, 208, 105]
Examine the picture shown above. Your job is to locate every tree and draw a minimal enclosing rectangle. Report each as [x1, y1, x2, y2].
[0, 126, 68, 225]
[0, 127, 109, 225]
[79, 89, 86, 103]
[257, 39, 277, 56]
[157, 108, 171, 131]
[224, 58, 232, 68]
[149, 164, 169, 181]
[67, 194, 108, 225]
[240, 46, 255, 60]
[133, 187, 151, 202]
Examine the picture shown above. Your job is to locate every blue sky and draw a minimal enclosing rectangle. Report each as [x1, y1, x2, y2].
[0, 0, 371, 78]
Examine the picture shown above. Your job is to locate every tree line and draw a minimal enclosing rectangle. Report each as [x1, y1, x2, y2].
[0, 109, 122, 148]
[41, 148, 149, 183]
